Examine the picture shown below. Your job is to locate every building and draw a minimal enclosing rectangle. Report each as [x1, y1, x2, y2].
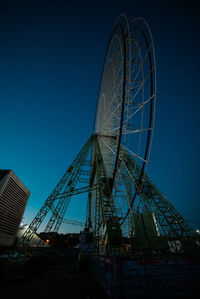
[0, 170, 30, 247]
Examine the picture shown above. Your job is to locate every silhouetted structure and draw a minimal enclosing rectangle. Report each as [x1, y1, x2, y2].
[0, 170, 30, 247]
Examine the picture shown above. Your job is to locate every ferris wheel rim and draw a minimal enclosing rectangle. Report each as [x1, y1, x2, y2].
[94, 15, 156, 183]
[92, 15, 157, 235]
[94, 21, 127, 185]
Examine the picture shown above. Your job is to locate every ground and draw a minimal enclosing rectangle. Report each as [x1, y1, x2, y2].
[0, 253, 108, 299]
[1, 268, 107, 299]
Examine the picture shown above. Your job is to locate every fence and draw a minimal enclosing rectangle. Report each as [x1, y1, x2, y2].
[91, 255, 200, 298]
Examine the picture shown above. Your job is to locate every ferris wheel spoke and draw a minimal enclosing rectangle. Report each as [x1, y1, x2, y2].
[113, 163, 140, 219]
[130, 65, 154, 95]
[99, 75, 123, 126]
[101, 125, 152, 135]
[129, 36, 146, 79]
[120, 176, 134, 212]
[122, 127, 152, 134]
[123, 147, 147, 163]
[99, 137, 117, 156]
[106, 58, 121, 86]
[124, 69, 154, 117]
[99, 62, 125, 132]
[123, 93, 155, 125]
[131, 45, 155, 98]
[130, 42, 154, 90]
[104, 73, 123, 102]
[100, 127, 119, 135]
[100, 136, 147, 165]
[129, 81, 143, 91]
[94, 16, 156, 239]
[101, 96, 122, 132]
[102, 88, 122, 122]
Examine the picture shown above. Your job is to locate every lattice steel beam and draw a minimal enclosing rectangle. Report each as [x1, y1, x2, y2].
[17, 136, 93, 252]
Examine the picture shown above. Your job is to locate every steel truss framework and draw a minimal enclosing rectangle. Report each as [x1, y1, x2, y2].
[17, 137, 93, 251]
[17, 15, 199, 254]
[18, 134, 199, 253]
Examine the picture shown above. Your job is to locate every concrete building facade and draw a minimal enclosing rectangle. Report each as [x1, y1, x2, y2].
[0, 170, 30, 247]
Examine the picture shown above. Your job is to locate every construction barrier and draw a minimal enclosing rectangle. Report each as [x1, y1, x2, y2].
[91, 255, 200, 298]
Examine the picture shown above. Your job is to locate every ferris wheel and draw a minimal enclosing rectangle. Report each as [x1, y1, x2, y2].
[91, 14, 156, 239]
[18, 15, 198, 255]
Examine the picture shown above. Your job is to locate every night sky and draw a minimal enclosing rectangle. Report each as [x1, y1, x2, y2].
[0, 0, 199, 232]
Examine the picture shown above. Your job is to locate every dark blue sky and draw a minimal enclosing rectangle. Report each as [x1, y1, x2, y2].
[0, 0, 199, 232]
